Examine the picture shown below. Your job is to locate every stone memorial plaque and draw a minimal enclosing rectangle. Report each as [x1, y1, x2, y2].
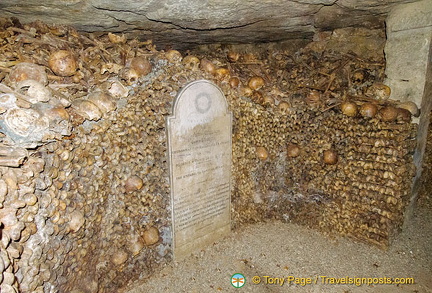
[167, 80, 232, 260]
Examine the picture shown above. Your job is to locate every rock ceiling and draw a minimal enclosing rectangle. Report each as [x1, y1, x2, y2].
[0, 0, 417, 48]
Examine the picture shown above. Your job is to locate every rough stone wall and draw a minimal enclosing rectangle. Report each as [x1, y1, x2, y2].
[419, 112, 432, 203]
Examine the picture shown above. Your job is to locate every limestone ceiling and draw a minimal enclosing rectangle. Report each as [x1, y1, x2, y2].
[0, 0, 418, 48]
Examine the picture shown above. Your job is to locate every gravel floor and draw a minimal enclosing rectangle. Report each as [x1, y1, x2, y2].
[124, 200, 431, 293]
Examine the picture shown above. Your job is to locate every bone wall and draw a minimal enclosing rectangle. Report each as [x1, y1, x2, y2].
[0, 19, 421, 293]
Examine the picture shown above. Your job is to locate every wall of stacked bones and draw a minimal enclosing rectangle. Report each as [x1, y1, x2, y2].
[0, 19, 422, 293]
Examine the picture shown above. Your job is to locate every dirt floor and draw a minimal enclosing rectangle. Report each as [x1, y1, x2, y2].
[124, 197, 432, 293]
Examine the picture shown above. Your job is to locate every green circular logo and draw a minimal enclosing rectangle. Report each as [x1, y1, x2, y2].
[231, 273, 246, 288]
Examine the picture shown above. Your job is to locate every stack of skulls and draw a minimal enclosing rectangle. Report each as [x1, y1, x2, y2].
[0, 18, 179, 293]
[201, 45, 419, 248]
[230, 97, 417, 249]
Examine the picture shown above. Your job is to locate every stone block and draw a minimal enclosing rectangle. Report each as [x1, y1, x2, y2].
[387, 0, 432, 32]
[384, 28, 432, 105]
[384, 0, 432, 224]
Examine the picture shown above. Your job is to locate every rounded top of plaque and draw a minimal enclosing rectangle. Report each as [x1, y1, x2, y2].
[171, 80, 229, 122]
